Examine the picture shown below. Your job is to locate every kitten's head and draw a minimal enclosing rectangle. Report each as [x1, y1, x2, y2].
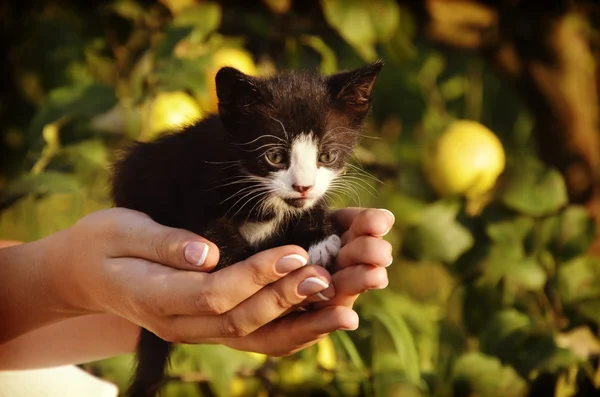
[215, 61, 382, 214]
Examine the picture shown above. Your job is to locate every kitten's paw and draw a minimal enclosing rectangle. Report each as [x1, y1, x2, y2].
[308, 235, 342, 269]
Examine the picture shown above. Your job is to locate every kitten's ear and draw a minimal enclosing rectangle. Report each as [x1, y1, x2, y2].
[327, 60, 383, 116]
[216, 67, 262, 113]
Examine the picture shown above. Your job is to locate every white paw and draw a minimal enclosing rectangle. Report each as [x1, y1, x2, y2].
[308, 235, 342, 268]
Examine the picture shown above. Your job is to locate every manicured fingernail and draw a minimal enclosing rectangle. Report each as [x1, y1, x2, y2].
[386, 257, 394, 267]
[338, 311, 359, 331]
[379, 208, 395, 224]
[185, 242, 209, 266]
[373, 209, 395, 236]
[298, 277, 329, 297]
[276, 254, 307, 274]
[371, 279, 389, 290]
[317, 284, 336, 301]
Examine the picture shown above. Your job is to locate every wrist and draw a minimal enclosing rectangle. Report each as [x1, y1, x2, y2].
[0, 232, 82, 343]
[45, 228, 98, 316]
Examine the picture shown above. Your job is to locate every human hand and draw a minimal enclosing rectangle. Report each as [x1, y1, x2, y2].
[312, 208, 395, 309]
[41, 208, 355, 354]
[219, 207, 395, 355]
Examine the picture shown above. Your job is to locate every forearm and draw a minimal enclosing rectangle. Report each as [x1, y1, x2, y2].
[0, 314, 139, 370]
[0, 231, 82, 343]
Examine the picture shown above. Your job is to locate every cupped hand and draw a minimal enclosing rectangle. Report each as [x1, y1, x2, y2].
[308, 208, 395, 309]
[223, 208, 395, 356]
[45, 208, 355, 355]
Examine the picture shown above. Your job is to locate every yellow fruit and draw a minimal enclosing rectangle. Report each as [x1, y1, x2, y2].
[159, 0, 199, 15]
[424, 120, 506, 198]
[202, 48, 257, 112]
[144, 91, 202, 139]
[245, 351, 268, 364]
[316, 336, 337, 370]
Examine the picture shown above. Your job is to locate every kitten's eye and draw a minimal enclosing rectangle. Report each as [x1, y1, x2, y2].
[265, 150, 286, 166]
[319, 151, 338, 165]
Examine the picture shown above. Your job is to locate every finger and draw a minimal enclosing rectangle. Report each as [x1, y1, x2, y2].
[315, 264, 389, 309]
[104, 209, 220, 271]
[202, 306, 359, 356]
[171, 265, 332, 341]
[341, 208, 395, 245]
[329, 207, 364, 232]
[161, 245, 309, 316]
[335, 235, 393, 270]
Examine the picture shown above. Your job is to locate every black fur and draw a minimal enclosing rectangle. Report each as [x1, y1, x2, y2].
[111, 61, 383, 397]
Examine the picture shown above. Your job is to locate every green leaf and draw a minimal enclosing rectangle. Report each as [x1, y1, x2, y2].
[553, 206, 596, 260]
[452, 352, 528, 397]
[170, 344, 265, 397]
[2, 172, 81, 199]
[155, 25, 195, 60]
[107, 1, 146, 22]
[479, 309, 532, 357]
[439, 76, 465, 101]
[29, 84, 117, 140]
[371, 311, 421, 395]
[86, 354, 135, 393]
[300, 35, 338, 75]
[401, 200, 474, 263]
[152, 57, 210, 93]
[479, 310, 576, 377]
[556, 256, 600, 304]
[479, 244, 547, 292]
[321, 0, 399, 61]
[172, 2, 222, 42]
[576, 300, 600, 327]
[486, 216, 534, 248]
[499, 158, 568, 217]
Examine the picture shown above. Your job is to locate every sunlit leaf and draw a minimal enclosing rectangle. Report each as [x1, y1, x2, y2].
[452, 352, 528, 397]
[300, 35, 338, 75]
[499, 158, 568, 217]
[401, 199, 474, 263]
[557, 255, 600, 304]
[28, 84, 117, 141]
[321, 0, 399, 61]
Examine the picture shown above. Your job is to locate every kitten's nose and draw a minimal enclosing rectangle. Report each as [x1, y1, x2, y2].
[293, 185, 313, 194]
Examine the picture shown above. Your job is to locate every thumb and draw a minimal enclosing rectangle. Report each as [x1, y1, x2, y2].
[103, 209, 220, 271]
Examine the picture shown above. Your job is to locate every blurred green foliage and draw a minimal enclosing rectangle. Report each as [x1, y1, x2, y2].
[1, 1, 600, 396]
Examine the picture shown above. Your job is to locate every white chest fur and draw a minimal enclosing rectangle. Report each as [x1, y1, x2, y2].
[239, 219, 281, 246]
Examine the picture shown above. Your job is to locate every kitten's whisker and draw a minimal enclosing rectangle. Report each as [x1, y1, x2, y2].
[204, 160, 239, 165]
[234, 134, 286, 146]
[323, 126, 380, 140]
[224, 187, 272, 219]
[341, 175, 378, 195]
[339, 177, 378, 199]
[329, 182, 361, 204]
[346, 164, 384, 184]
[231, 189, 274, 220]
[207, 176, 264, 191]
[241, 143, 287, 153]
[270, 117, 290, 140]
[220, 184, 261, 201]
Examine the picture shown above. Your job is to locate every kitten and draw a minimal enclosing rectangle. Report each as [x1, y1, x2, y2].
[111, 60, 383, 397]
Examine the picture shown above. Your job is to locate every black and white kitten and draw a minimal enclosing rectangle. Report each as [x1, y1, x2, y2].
[111, 60, 383, 397]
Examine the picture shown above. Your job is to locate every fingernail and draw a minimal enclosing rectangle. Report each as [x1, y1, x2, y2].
[386, 257, 393, 267]
[338, 311, 360, 331]
[298, 277, 329, 297]
[185, 242, 209, 266]
[376, 209, 395, 236]
[371, 279, 389, 290]
[317, 284, 336, 301]
[276, 254, 307, 274]
[379, 209, 395, 224]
